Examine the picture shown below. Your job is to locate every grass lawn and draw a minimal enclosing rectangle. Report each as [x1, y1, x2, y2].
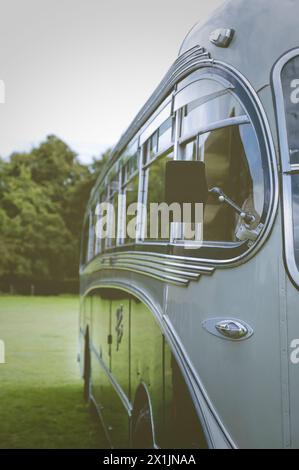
[0, 295, 107, 449]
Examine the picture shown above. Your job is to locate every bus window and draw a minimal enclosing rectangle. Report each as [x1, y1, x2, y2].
[281, 54, 299, 165]
[180, 92, 244, 139]
[87, 207, 95, 262]
[118, 141, 140, 245]
[106, 169, 120, 249]
[143, 150, 174, 241]
[275, 51, 299, 285]
[94, 192, 104, 256]
[181, 138, 198, 161]
[141, 113, 174, 242]
[124, 172, 139, 244]
[158, 117, 173, 154]
[176, 84, 265, 247]
[201, 124, 264, 242]
[81, 217, 89, 266]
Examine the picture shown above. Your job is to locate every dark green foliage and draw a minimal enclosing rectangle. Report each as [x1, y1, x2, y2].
[0, 135, 110, 284]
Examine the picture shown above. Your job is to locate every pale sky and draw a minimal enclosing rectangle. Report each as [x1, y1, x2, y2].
[0, 0, 223, 164]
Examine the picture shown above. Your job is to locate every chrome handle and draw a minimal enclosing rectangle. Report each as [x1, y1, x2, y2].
[215, 320, 248, 340]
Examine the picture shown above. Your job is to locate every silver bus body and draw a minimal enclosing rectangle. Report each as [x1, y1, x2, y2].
[79, 0, 299, 448]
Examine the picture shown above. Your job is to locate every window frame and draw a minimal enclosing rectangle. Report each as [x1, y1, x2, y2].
[272, 48, 299, 288]
[82, 64, 276, 267]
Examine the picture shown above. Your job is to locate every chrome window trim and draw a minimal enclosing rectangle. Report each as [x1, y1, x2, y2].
[141, 144, 174, 171]
[140, 100, 172, 146]
[83, 59, 278, 270]
[179, 60, 278, 268]
[272, 48, 299, 287]
[176, 68, 234, 93]
[178, 115, 250, 146]
[173, 77, 233, 112]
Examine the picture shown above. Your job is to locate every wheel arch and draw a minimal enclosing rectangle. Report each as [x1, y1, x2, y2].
[131, 381, 157, 448]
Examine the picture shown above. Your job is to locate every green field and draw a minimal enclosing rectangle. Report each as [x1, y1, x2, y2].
[0, 295, 107, 449]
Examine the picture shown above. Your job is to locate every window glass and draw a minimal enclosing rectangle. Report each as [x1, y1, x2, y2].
[144, 117, 174, 166]
[84, 72, 268, 257]
[181, 139, 198, 161]
[291, 175, 299, 268]
[120, 139, 139, 185]
[124, 173, 139, 244]
[180, 92, 245, 138]
[94, 193, 103, 256]
[145, 150, 174, 241]
[81, 218, 89, 265]
[201, 124, 264, 242]
[158, 117, 173, 153]
[106, 171, 119, 249]
[87, 208, 95, 261]
[281, 55, 299, 164]
[279, 54, 299, 279]
[144, 131, 159, 163]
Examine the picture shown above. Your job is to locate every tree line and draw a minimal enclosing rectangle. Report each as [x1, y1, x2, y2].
[0, 135, 109, 291]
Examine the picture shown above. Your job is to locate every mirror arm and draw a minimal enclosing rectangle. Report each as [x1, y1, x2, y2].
[209, 187, 255, 225]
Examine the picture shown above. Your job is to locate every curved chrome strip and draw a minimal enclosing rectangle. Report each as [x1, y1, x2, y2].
[272, 48, 299, 288]
[178, 115, 250, 145]
[90, 343, 133, 416]
[113, 261, 200, 280]
[87, 250, 215, 271]
[82, 279, 236, 449]
[88, 263, 189, 286]
[82, 251, 215, 286]
[111, 255, 206, 272]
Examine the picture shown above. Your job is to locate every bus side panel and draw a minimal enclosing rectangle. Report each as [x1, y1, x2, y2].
[89, 291, 130, 448]
[110, 297, 130, 398]
[130, 297, 164, 443]
[82, 286, 208, 448]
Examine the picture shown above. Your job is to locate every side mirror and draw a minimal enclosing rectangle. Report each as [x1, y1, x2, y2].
[165, 160, 208, 206]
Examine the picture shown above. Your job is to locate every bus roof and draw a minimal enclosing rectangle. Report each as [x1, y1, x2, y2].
[179, 0, 299, 92]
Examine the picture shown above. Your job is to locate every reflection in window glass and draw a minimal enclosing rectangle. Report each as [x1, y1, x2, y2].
[94, 193, 103, 256]
[122, 157, 139, 186]
[81, 218, 89, 265]
[181, 92, 244, 138]
[124, 173, 139, 244]
[281, 55, 299, 165]
[106, 173, 119, 249]
[146, 151, 174, 241]
[144, 118, 173, 166]
[181, 139, 197, 161]
[87, 208, 95, 261]
[202, 125, 264, 242]
[120, 140, 139, 185]
[147, 132, 159, 161]
[291, 175, 299, 269]
[158, 117, 173, 153]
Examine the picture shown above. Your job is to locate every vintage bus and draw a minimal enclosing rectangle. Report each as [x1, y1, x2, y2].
[78, 0, 299, 448]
